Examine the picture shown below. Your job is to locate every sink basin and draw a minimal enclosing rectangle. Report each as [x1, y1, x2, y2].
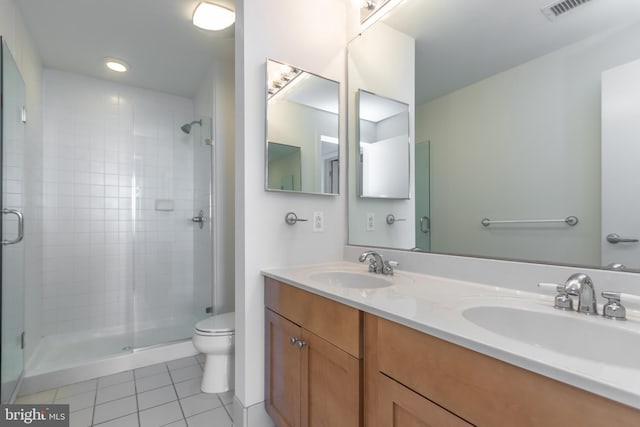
[309, 271, 394, 289]
[463, 306, 640, 369]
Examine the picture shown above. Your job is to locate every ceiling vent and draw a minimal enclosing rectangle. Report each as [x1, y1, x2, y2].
[541, 0, 592, 21]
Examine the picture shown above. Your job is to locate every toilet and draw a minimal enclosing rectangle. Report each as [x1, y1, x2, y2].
[192, 311, 235, 393]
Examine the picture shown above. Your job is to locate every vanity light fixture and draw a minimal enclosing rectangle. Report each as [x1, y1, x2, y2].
[360, 0, 404, 27]
[267, 65, 302, 100]
[192, 2, 235, 31]
[105, 58, 129, 73]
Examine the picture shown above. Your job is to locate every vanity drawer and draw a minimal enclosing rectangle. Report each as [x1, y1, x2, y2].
[374, 315, 640, 426]
[265, 277, 362, 358]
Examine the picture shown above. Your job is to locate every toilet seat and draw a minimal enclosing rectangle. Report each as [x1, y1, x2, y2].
[194, 312, 235, 336]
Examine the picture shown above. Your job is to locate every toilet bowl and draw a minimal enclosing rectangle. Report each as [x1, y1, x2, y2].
[192, 311, 235, 393]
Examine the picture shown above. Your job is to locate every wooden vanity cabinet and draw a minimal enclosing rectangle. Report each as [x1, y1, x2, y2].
[265, 278, 363, 427]
[365, 313, 640, 427]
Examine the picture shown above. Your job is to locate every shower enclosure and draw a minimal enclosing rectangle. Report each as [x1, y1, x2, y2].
[24, 70, 216, 377]
[1, 37, 27, 403]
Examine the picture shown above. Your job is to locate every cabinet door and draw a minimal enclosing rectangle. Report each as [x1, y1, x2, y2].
[378, 373, 472, 427]
[300, 329, 361, 427]
[265, 310, 302, 427]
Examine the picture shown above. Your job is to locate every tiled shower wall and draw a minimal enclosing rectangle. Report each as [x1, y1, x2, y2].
[41, 70, 195, 337]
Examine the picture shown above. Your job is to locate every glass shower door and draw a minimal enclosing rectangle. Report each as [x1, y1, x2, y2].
[1, 38, 26, 403]
[131, 108, 213, 349]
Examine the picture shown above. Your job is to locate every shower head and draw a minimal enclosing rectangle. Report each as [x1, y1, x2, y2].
[181, 119, 202, 134]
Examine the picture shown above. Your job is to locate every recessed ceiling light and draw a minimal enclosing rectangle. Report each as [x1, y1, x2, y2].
[192, 2, 235, 31]
[105, 58, 129, 73]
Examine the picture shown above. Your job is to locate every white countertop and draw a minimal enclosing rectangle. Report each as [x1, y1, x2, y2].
[262, 261, 640, 410]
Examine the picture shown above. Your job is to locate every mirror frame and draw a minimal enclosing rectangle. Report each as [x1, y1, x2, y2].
[264, 58, 340, 197]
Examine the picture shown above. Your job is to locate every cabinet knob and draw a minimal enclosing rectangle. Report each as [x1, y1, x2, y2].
[290, 337, 298, 345]
[296, 340, 306, 349]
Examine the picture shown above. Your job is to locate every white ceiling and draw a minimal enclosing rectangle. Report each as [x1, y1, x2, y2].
[19, 0, 640, 105]
[381, 0, 640, 104]
[17, 0, 235, 98]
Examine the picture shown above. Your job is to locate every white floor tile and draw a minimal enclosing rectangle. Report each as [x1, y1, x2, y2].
[134, 363, 168, 380]
[163, 420, 187, 427]
[93, 395, 138, 425]
[96, 380, 136, 404]
[136, 372, 172, 393]
[186, 407, 231, 427]
[94, 413, 139, 427]
[179, 393, 222, 417]
[169, 365, 202, 383]
[54, 389, 96, 412]
[69, 407, 93, 427]
[167, 357, 198, 371]
[139, 401, 183, 427]
[98, 370, 134, 388]
[15, 389, 57, 404]
[174, 378, 201, 399]
[137, 385, 177, 411]
[55, 379, 97, 399]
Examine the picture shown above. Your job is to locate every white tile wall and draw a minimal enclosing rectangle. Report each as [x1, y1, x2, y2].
[42, 70, 195, 338]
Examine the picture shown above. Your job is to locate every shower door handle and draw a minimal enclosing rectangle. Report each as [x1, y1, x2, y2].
[2, 209, 24, 245]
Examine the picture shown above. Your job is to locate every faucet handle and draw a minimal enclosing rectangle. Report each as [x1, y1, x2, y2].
[382, 260, 398, 276]
[601, 292, 626, 320]
[367, 258, 378, 273]
[538, 282, 573, 311]
[601, 291, 640, 320]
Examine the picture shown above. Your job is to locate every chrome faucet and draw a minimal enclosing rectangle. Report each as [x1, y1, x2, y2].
[563, 273, 598, 315]
[358, 250, 394, 275]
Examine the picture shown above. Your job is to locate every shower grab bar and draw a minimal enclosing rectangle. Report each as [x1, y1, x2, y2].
[481, 216, 578, 227]
[2, 208, 24, 245]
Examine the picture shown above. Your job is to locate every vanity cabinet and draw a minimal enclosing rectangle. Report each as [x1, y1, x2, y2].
[364, 313, 640, 427]
[264, 278, 363, 427]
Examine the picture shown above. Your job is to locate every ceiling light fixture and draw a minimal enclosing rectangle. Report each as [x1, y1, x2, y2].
[192, 2, 235, 31]
[105, 58, 129, 73]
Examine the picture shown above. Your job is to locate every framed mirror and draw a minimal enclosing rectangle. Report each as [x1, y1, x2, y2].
[265, 59, 340, 195]
[348, 0, 640, 271]
[357, 90, 410, 199]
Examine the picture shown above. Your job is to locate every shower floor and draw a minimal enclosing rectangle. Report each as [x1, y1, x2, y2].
[27, 321, 196, 377]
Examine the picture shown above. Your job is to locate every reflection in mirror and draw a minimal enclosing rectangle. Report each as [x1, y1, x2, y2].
[358, 90, 410, 199]
[348, 0, 640, 271]
[265, 59, 340, 195]
[267, 142, 301, 191]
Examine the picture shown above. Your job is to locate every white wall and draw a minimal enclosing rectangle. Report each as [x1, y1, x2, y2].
[348, 22, 415, 249]
[0, 0, 43, 365]
[416, 22, 640, 267]
[42, 70, 195, 336]
[235, 0, 347, 421]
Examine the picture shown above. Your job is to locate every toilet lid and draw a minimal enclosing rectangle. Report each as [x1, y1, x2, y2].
[195, 312, 235, 334]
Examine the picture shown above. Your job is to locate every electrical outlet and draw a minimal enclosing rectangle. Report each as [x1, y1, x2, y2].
[367, 213, 375, 231]
[313, 211, 324, 232]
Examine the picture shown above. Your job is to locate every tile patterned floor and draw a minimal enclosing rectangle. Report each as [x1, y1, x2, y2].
[16, 356, 233, 427]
